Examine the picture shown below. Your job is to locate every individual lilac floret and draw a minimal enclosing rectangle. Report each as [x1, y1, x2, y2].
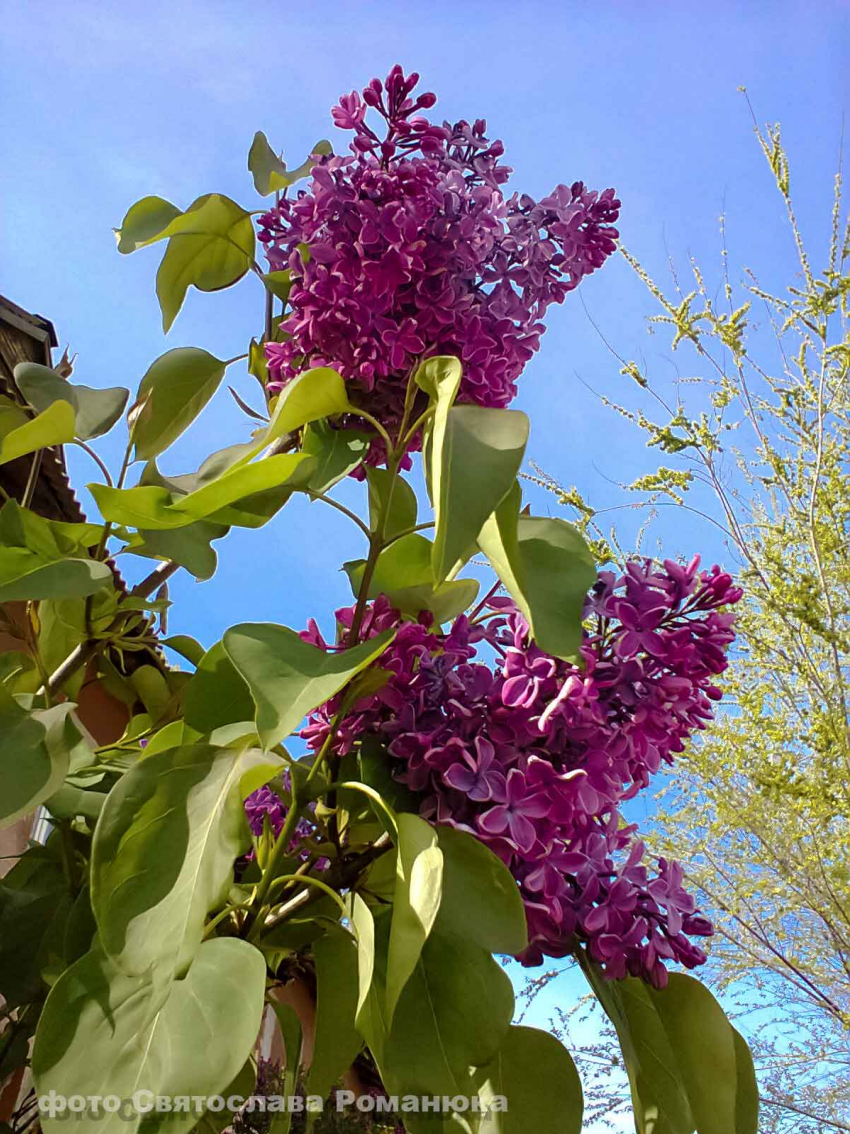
[299, 558, 742, 987]
[258, 65, 620, 462]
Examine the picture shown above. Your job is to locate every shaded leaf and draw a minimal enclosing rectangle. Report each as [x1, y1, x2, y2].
[386, 929, 514, 1095]
[0, 700, 74, 831]
[115, 195, 183, 253]
[308, 927, 363, 1101]
[184, 641, 256, 734]
[33, 938, 266, 1134]
[162, 635, 206, 667]
[15, 362, 128, 441]
[301, 421, 369, 492]
[474, 1025, 583, 1134]
[434, 824, 527, 955]
[130, 519, 229, 581]
[132, 347, 228, 460]
[366, 466, 417, 540]
[426, 405, 528, 584]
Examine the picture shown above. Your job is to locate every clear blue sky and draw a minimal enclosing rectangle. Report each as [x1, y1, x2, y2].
[2, 1, 847, 1121]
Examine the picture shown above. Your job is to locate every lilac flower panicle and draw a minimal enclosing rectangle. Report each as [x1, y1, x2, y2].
[296, 559, 742, 987]
[258, 66, 620, 461]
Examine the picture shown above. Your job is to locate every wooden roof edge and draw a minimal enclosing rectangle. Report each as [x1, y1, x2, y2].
[0, 293, 58, 350]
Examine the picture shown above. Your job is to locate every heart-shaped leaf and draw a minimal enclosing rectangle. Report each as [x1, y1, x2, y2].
[15, 362, 129, 441]
[33, 938, 266, 1134]
[183, 641, 256, 734]
[115, 195, 183, 253]
[153, 194, 256, 332]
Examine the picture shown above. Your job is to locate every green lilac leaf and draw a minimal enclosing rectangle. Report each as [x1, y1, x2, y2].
[14, 362, 129, 441]
[222, 623, 395, 748]
[478, 482, 596, 661]
[91, 743, 284, 976]
[473, 1025, 584, 1134]
[131, 347, 228, 460]
[32, 938, 266, 1134]
[0, 400, 75, 466]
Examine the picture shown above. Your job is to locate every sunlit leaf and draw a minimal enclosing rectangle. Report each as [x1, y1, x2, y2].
[249, 133, 332, 195]
[386, 814, 443, 1024]
[222, 622, 395, 748]
[153, 194, 256, 332]
[478, 483, 596, 661]
[91, 743, 283, 975]
[89, 452, 315, 531]
[0, 400, 75, 466]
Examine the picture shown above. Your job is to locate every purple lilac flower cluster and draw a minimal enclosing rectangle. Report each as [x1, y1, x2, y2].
[244, 775, 319, 864]
[294, 557, 741, 987]
[258, 66, 620, 450]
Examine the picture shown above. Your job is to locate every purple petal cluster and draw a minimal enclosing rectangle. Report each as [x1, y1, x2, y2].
[244, 779, 318, 863]
[300, 557, 742, 987]
[258, 66, 620, 451]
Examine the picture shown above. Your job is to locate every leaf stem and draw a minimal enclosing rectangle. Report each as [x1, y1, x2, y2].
[21, 449, 43, 510]
[303, 489, 371, 538]
[70, 440, 114, 487]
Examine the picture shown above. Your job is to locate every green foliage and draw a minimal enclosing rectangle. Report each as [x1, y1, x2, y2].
[32, 938, 266, 1134]
[15, 362, 128, 441]
[222, 623, 395, 748]
[474, 1026, 584, 1134]
[131, 347, 229, 459]
[478, 483, 596, 660]
[91, 743, 282, 975]
[248, 132, 332, 195]
[0, 700, 75, 830]
[0, 399, 75, 464]
[307, 928, 363, 1101]
[535, 114, 848, 1131]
